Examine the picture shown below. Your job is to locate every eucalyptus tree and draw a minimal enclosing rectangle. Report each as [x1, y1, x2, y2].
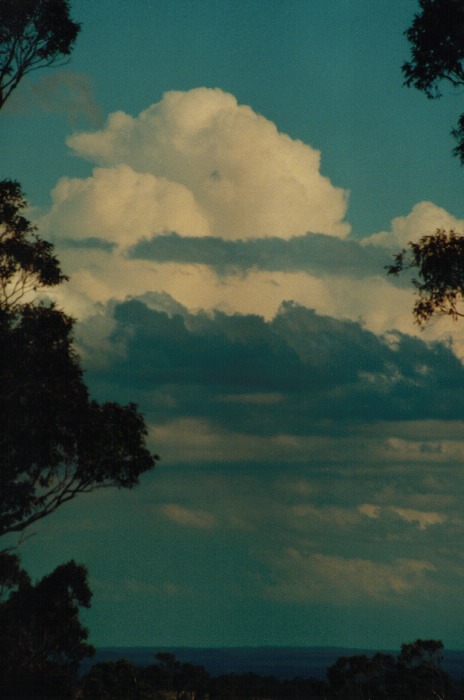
[0, 179, 157, 538]
[0, 0, 80, 108]
[390, 2, 464, 320]
[403, 0, 464, 162]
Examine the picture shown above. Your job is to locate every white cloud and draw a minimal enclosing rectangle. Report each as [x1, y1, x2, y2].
[35, 88, 354, 325]
[41, 164, 210, 248]
[364, 201, 464, 248]
[65, 87, 350, 240]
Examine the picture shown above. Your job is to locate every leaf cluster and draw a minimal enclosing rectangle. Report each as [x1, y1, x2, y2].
[0, 0, 80, 108]
[0, 179, 66, 307]
[403, 0, 464, 97]
[402, 0, 464, 162]
[387, 229, 464, 324]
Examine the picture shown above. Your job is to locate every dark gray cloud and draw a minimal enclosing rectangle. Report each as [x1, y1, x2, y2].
[128, 232, 391, 278]
[82, 297, 464, 436]
[5, 71, 103, 127]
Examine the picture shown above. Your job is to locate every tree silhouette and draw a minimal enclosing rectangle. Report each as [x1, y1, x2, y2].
[391, 3, 464, 324]
[387, 229, 464, 324]
[396, 639, 450, 700]
[0, 180, 158, 537]
[0, 0, 80, 109]
[0, 560, 94, 698]
[80, 659, 140, 700]
[327, 640, 450, 700]
[0, 5, 158, 539]
[402, 0, 464, 162]
[0, 3, 157, 697]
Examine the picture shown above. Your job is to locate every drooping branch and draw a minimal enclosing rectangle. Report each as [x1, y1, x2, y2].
[0, 399, 158, 537]
[387, 229, 464, 324]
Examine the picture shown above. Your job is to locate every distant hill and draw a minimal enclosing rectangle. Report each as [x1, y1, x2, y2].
[80, 646, 464, 681]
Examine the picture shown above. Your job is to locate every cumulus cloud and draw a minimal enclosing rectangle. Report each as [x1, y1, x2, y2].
[35, 87, 464, 340]
[42, 164, 210, 248]
[64, 87, 350, 240]
[35, 89, 356, 325]
[364, 201, 464, 248]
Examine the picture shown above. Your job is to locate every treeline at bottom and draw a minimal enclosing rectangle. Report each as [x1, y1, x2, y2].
[75, 640, 463, 700]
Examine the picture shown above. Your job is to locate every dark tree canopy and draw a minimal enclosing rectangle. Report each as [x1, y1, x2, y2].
[81, 659, 140, 700]
[0, 559, 94, 698]
[0, 0, 80, 109]
[0, 180, 157, 537]
[327, 640, 449, 700]
[387, 229, 464, 324]
[402, 0, 464, 162]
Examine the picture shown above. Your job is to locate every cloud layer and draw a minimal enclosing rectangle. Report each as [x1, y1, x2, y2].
[21, 88, 464, 648]
[35, 87, 464, 345]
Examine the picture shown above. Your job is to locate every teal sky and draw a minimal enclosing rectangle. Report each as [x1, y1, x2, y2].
[3, 0, 464, 652]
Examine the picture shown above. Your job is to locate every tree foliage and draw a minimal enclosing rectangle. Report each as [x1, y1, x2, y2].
[402, 0, 464, 162]
[0, 4, 158, 698]
[0, 559, 94, 698]
[80, 659, 139, 700]
[0, 179, 157, 538]
[387, 229, 464, 324]
[327, 640, 450, 700]
[0, 0, 80, 108]
[0, 179, 66, 307]
[78, 645, 451, 700]
[80, 653, 324, 700]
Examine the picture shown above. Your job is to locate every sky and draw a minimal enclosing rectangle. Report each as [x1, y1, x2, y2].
[3, 0, 464, 652]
